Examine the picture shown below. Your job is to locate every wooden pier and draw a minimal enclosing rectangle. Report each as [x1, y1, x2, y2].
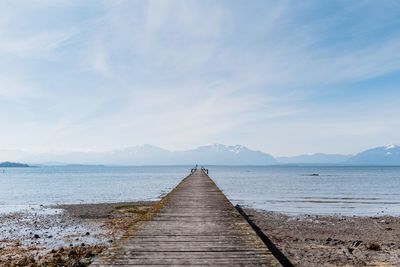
[91, 169, 281, 266]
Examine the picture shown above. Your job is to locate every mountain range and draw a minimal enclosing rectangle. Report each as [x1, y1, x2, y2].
[0, 144, 399, 166]
[277, 144, 400, 165]
[346, 144, 400, 165]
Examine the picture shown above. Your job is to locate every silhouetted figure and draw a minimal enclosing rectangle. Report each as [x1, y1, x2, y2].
[200, 166, 208, 174]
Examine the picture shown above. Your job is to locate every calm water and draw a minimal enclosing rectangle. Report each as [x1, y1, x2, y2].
[0, 165, 399, 216]
[210, 166, 400, 216]
[0, 166, 187, 213]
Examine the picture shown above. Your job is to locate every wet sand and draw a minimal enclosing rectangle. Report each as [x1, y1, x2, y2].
[245, 208, 400, 266]
[0, 201, 155, 266]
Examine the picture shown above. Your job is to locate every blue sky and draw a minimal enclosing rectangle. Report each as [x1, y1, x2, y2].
[0, 0, 399, 156]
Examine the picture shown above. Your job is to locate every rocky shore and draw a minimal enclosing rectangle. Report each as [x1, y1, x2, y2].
[245, 208, 400, 266]
[2, 203, 399, 266]
[0, 201, 155, 266]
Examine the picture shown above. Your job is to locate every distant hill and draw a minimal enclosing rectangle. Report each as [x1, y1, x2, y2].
[0, 162, 30, 168]
[277, 153, 352, 164]
[2, 143, 400, 166]
[346, 144, 400, 165]
[19, 144, 277, 165]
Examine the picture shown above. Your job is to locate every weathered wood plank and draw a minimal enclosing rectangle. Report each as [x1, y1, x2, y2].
[91, 170, 280, 266]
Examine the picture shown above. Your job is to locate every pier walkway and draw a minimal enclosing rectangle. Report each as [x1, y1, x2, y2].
[92, 169, 280, 266]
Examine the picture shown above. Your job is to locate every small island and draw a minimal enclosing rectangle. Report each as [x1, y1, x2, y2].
[0, 162, 30, 168]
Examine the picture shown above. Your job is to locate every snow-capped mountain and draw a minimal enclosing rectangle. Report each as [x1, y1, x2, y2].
[13, 144, 277, 165]
[346, 144, 400, 165]
[174, 144, 277, 165]
[2, 143, 400, 166]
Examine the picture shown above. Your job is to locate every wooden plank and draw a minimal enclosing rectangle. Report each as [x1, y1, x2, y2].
[91, 170, 281, 266]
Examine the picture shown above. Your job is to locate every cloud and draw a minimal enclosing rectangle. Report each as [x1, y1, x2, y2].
[0, 31, 75, 58]
[0, 0, 399, 155]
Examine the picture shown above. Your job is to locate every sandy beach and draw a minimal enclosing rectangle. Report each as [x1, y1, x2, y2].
[245, 208, 400, 266]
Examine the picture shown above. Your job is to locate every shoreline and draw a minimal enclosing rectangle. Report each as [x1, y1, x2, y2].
[1, 202, 399, 266]
[0, 201, 156, 266]
[244, 208, 400, 266]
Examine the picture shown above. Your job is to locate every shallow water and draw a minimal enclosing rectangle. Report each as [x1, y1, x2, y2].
[1, 165, 399, 216]
[0, 206, 108, 249]
[0, 165, 187, 213]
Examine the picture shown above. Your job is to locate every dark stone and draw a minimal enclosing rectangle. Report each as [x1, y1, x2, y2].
[367, 242, 381, 251]
[84, 251, 95, 258]
[69, 250, 78, 256]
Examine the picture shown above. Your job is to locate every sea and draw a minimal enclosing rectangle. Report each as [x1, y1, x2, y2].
[0, 165, 399, 216]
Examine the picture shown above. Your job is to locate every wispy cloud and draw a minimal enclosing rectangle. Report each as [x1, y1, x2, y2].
[0, 0, 399, 155]
[0, 31, 74, 58]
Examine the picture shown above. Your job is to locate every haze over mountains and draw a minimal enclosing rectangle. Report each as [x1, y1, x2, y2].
[0, 144, 276, 166]
[277, 154, 352, 164]
[0, 144, 399, 166]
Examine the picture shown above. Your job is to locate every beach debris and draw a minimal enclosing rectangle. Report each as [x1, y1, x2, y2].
[348, 247, 354, 254]
[68, 249, 78, 256]
[367, 242, 381, 251]
[352, 240, 363, 247]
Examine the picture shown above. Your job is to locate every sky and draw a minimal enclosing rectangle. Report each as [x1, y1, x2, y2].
[0, 0, 400, 156]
